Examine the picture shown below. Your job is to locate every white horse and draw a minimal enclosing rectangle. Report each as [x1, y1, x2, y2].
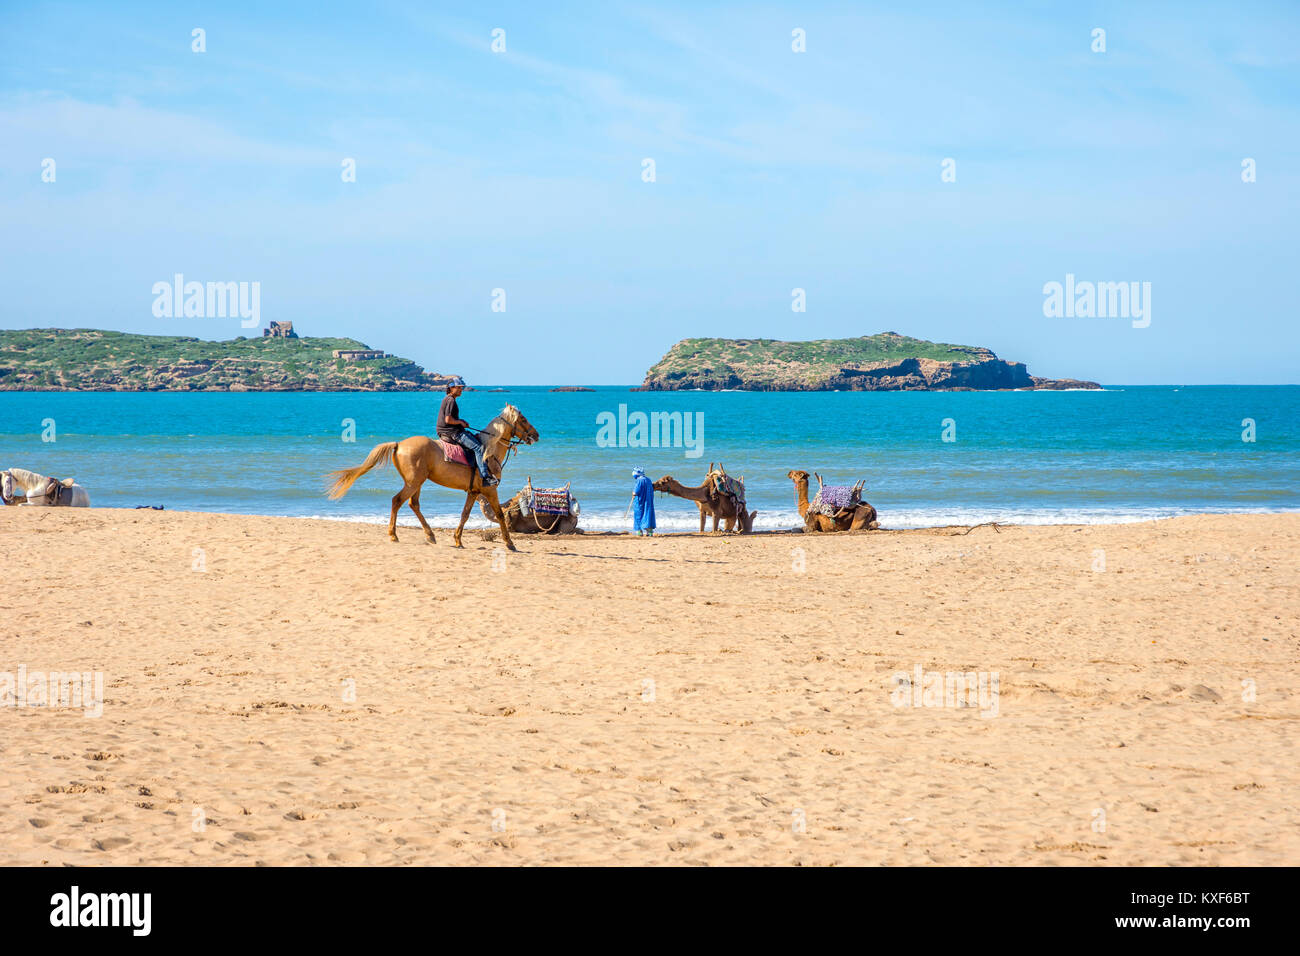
[1, 467, 91, 507]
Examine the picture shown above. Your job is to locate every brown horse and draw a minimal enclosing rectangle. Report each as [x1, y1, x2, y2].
[325, 405, 539, 550]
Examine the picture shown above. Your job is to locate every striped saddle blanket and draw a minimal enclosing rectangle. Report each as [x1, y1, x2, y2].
[528, 488, 572, 515]
[810, 484, 860, 517]
[438, 440, 470, 467]
[709, 472, 746, 506]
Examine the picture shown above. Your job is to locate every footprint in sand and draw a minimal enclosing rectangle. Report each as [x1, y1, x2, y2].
[327, 849, 366, 862]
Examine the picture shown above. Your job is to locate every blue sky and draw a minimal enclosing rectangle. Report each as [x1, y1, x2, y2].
[1, 1, 1297, 384]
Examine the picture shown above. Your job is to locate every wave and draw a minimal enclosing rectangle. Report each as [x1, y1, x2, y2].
[293, 504, 1300, 532]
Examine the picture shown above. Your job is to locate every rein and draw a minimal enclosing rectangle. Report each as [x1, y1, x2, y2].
[462, 420, 530, 480]
[467, 425, 528, 453]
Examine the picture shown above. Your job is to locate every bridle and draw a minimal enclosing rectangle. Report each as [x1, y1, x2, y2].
[467, 419, 536, 468]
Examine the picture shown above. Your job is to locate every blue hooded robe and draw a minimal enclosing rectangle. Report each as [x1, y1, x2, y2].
[632, 468, 655, 532]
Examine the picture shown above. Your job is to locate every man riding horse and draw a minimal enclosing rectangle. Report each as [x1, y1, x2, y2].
[436, 378, 498, 487]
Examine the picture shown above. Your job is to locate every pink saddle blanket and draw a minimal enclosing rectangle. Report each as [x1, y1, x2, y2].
[438, 439, 469, 466]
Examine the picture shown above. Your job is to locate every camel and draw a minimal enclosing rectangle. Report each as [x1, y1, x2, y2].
[478, 481, 580, 534]
[787, 470, 879, 532]
[325, 405, 539, 550]
[654, 465, 757, 533]
[1, 468, 90, 507]
[705, 464, 759, 534]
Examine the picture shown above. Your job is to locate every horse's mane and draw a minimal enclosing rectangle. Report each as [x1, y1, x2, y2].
[5, 467, 48, 490]
[483, 405, 520, 434]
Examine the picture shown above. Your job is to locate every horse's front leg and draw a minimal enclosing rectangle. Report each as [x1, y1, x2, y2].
[483, 488, 517, 552]
[453, 491, 477, 548]
[409, 488, 436, 543]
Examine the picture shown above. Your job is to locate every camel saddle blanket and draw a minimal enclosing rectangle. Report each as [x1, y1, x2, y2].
[710, 473, 746, 506]
[528, 487, 571, 515]
[438, 440, 470, 466]
[810, 484, 860, 517]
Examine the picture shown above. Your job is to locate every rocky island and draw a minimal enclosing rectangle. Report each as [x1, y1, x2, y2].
[641, 332, 1100, 391]
[0, 328, 459, 391]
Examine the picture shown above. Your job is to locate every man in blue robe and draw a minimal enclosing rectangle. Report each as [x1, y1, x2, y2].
[631, 467, 656, 536]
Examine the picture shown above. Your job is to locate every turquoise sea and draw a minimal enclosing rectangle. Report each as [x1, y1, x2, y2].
[1, 386, 1297, 530]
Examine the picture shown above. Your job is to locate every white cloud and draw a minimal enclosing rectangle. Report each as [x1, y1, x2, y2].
[0, 94, 337, 171]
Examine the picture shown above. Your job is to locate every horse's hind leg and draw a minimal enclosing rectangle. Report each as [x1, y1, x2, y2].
[387, 489, 403, 541]
[389, 480, 419, 542]
[408, 487, 436, 543]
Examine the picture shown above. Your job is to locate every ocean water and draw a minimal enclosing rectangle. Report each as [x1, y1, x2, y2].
[1, 386, 1297, 531]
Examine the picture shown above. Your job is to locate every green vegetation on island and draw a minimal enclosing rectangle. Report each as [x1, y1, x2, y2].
[0, 329, 457, 391]
[641, 331, 1099, 391]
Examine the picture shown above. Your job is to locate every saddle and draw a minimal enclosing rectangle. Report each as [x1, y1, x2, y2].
[810, 479, 865, 517]
[40, 477, 66, 506]
[708, 470, 746, 508]
[437, 439, 470, 467]
[519, 478, 573, 516]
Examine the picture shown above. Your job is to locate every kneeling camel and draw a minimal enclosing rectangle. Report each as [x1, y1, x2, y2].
[787, 469, 879, 532]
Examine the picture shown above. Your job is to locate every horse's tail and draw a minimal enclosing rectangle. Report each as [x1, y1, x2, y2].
[325, 441, 398, 500]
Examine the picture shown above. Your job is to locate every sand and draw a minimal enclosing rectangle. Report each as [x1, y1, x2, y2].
[1, 507, 1296, 866]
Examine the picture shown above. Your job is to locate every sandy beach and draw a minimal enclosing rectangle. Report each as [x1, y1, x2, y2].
[1, 508, 1296, 866]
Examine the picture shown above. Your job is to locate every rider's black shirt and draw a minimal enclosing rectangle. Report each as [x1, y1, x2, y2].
[437, 395, 461, 440]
